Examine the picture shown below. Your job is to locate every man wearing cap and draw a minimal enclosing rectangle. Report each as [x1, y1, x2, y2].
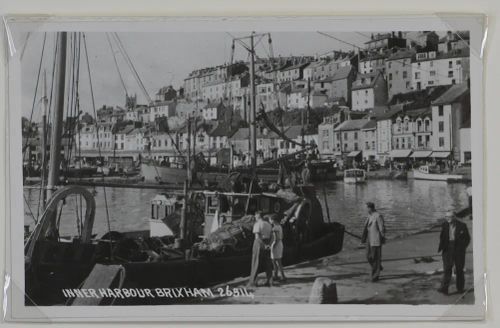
[438, 211, 471, 295]
[361, 202, 386, 282]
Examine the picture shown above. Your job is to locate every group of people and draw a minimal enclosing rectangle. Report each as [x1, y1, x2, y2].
[361, 202, 471, 295]
[247, 211, 286, 287]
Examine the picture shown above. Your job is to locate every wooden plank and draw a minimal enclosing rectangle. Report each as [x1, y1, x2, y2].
[70, 264, 123, 306]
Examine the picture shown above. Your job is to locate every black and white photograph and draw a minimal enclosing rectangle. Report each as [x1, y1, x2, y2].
[4, 15, 486, 321]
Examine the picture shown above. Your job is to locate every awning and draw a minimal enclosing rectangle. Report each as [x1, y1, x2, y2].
[411, 151, 432, 158]
[430, 151, 451, 158]
[389, 149, 412, 158]
[347, 151, 362, 157]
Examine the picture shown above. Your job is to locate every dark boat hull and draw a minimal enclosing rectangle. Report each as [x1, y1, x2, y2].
[110, 222, 345, 305]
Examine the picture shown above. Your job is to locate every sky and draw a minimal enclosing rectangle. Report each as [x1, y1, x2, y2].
[20, 31, 373, 121]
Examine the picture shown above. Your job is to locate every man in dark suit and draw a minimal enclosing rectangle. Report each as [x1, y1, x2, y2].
[437, 211, 471, 295]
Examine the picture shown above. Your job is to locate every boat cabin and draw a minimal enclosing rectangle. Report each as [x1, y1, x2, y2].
[344, 168, 367, 184]
[149, 194, 180, 237]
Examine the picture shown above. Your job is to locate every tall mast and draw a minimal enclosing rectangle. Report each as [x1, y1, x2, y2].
[249, 33, 257, 171]
[46, 32, 67, 200]
[40, 70, 48, 208]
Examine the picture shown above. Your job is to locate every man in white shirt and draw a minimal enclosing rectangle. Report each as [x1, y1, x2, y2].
[248, 211, 273, 287]
[361, 202, 386, 282]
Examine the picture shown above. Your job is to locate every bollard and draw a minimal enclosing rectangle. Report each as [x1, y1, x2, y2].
[308, 277, 338, 304]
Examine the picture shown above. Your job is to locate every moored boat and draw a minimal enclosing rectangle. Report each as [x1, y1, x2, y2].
[412, 165, 463, 181]
[344, 168, 366, 184]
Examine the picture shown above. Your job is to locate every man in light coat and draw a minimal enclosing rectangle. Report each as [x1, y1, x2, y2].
[361, 202, 386, 282]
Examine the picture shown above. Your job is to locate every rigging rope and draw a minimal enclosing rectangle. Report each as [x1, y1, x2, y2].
[22, 32, 47, 156]
[255, 108, 305, 148]
[105, 32, 128, 97]
[36, 34, 58, 219]
[82, 33, 113, 235]
[23, 193, 38, 224]
[111, 32, 152, 104]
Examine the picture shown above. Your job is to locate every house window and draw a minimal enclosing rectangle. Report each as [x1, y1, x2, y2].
[438, 105, 444, 116]
[388, 73, 392, 81]
[428, 80, 434, 85]
[456, 60, 461, 65]
[430, 71, 436, 76]
[448, 71, 454, 78]
[365, 141, 369, 149]
[372, 141, 375, 150]
[406, 81, 410, 89]
[439, 137, 445, 147]
[448, 61, 453, 68]
[354, 143, 358, 151]
[403, 71, 407, 79]
[354, 132, 358, 140]
[344, 132, 348, 140]
[439, 121, 444, 132]
[430, 61, 434, 67]
[344, 143, 348, 151]
[414, 72, 421, 79]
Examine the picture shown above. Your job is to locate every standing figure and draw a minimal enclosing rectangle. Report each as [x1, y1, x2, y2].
[361, 202, 386, 282]
[438, 211, 471, 295]
[301, 161, 312, 185]
[270, 214, 286, 282]
[248, 211, 272, 287]
[466, 184, 473, 220]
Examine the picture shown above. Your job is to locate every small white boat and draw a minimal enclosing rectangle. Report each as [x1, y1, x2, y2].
[412, 165, 463, 181]
[344, 168, 366, 184]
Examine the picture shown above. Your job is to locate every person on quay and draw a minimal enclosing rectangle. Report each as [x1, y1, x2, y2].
[270, 214, 286, 282]
[361, 202, 386, 282]
[248, 211, 273, 287]
[301, 160, 312, 185]
[437, 211, 471, 295]
[466, 184, 473, 220]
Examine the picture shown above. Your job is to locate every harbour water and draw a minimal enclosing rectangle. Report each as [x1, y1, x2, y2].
[23, 180, 469, 246]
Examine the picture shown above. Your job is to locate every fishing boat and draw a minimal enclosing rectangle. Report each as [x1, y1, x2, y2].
[24, 31, 345, 306]
[412, 165, 464, 181]
[25, 180, 345, 305]
[344, 168, 366, 184]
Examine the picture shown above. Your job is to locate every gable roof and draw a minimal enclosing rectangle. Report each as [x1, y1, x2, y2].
[352, 72, 383, 91]
[361, 120, 377, 130]
[431, 83, 469, 106]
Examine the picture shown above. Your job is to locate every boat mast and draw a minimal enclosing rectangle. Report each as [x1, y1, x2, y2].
[249, 33, 257, 172]
[40, 70, 48, 208]
[46, 32, 67, 200]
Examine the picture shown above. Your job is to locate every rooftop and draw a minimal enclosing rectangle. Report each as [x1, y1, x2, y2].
[352, 72, 383, 91]
[334, 119, 371, 131]
[431, 83, 469, 106]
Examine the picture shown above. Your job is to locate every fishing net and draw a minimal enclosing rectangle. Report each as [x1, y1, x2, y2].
[194, 215, 255, 255]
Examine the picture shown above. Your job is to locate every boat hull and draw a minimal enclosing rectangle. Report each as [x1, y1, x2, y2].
[344, 177, 366, 184]
[412, 170, 464, 181]
[112, 222, 345, 305]
[141, 163, 187, 184]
